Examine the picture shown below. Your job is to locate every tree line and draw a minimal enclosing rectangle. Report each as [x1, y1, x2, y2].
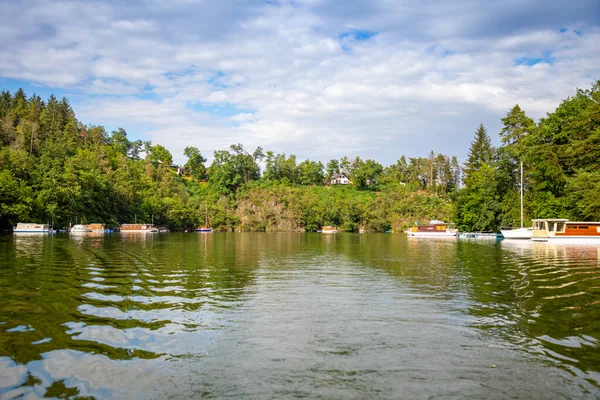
[1, 81, 598, 232]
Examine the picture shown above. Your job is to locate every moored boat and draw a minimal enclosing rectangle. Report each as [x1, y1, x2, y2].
[500, 227, 532, 240]
[407, 220, 457, 237]
[321, 226, 338, 234]
[13, 223, 52, 233]
[196, 205, 213, 233]
[86, 223, 106, 232]
[458, 232, 501, 240]
[70, 224, 92, 233]
[532, 219, 600, 244]
[120, 224, 156, 233]
[500, 159, 531, 240]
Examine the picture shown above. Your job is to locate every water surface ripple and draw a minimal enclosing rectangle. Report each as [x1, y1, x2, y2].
[1, 233, 599, 399]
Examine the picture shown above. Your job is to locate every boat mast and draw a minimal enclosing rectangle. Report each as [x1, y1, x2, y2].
[520, 160, 523, 229]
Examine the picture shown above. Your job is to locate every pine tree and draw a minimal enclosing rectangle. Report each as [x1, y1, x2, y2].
[500, 104, 535, 158]
[463, 123, 493, 181]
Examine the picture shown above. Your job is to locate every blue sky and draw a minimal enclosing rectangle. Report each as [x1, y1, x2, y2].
[1, 0, 598, 165]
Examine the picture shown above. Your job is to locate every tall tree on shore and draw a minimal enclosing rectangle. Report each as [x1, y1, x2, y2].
[463, 123, 493, 181]
[498, 105, 535, 227]
[500, 105, 535, 156]
[184, 146, 207, 181]
[325, 159, 340, 181]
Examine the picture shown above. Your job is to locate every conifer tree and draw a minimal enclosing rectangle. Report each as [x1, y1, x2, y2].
[500, 104, 535, 157]
[463, 123, 493, 181]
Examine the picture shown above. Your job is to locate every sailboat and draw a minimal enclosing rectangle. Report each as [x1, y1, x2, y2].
[501, 161, 532, 240]
[195, 205, 213, 233]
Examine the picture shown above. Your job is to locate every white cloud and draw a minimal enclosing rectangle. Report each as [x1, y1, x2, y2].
[0, 0, 599, 165]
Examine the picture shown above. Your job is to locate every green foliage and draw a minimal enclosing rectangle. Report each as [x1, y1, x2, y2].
[326, 159, 340, 180]
[297, 159, 324, 185]
[454, 164, 502, 232]
[208, 144, 264, 194]
[349, 157, 383, 190]
[263, 152, 300, 183]
[183, 146, 207, 181]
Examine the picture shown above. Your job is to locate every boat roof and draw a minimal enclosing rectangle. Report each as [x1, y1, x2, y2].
[532, 219, 600, 224]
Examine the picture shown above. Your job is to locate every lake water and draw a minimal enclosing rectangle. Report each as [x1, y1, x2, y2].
[1, 233, 599, 399]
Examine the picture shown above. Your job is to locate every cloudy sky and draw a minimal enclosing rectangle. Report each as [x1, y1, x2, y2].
[1, 0, 598, 165]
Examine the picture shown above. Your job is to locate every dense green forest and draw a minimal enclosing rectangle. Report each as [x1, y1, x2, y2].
[0, 81, 598, 232]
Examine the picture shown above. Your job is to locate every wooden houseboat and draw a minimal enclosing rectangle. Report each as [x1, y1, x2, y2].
[532, 219, 600, 244]
[13, 223, 52, 233]
[120, 224, 157, 233]
[407, 220, 457, 237]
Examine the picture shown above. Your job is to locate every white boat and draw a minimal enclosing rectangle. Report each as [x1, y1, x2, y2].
[406, 220, 457, 237]
[13, 223, 52, 233]
[532, 219, 600, 244]
[500, 227, 532, 240]
[196, 205, 213, 233]
[70, 224, 92, 233]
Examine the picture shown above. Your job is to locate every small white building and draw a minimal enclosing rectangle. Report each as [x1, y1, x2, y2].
[330, 172, 351, 185]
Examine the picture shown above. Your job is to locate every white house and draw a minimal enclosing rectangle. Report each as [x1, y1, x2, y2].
[330, 172, 350, 185]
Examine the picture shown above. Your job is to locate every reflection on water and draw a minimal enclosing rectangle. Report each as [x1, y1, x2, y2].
[1, 233, 599, 398]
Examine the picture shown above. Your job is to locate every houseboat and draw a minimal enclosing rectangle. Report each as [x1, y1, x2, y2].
[120, 224, 157, 233]
[13, 223, 52, 233]
[532, 219, 600, 244]
[86, 223, 106, 232]
[406, 220, 457, 237]
[321, 226, 338, 234]
[70, 224, 92, 233]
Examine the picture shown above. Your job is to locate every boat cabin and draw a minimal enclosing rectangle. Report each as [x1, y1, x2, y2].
[14, 223, 51, 233]
[532, 218, 600, 241]
[86, 223, 106, 231]
[120, 224, 156, 232]
[409, 223, 449, 233]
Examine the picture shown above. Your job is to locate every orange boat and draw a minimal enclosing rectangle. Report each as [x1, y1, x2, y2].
[86, 223, 106, 232]
[321, 226, 338, 234]
[532, 219, 600, 244]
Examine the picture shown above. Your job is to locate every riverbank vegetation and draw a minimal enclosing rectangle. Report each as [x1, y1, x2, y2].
[1, 81, 598, 232]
